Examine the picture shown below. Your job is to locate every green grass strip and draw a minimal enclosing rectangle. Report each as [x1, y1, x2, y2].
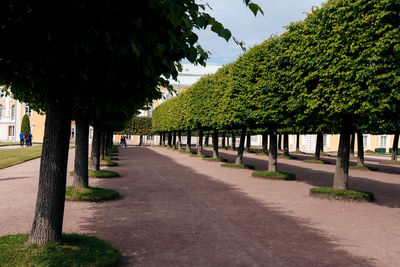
[304, 159, 329, 164]
[0, 142, 20, 147]
[278, 155, 298, 160]
[202, 157, 228, 162]
[310, 187, 374, 202]
[66, 186, 119, 202]
[379, 160, 400, 165]
[0, 233, 119, 266]
[221, 163, 255, 169]
[69, 170, 120, 178]
[349, 165, 378, 171]
[0, 146, 42, 169]
[106, 152, 118, 157]
[190, 154, 204, 157]
[105, 156, 119, 161]
[108, 145, 119, 154]
[100, 159, 118, 167]
[252, 171, 296, 180]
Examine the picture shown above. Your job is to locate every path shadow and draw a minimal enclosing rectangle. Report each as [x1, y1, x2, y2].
[80, 147, 373, 266]
[0, 177, 29, 182]
[207, 149, 400, 209]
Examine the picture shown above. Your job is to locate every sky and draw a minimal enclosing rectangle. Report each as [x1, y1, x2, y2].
[193, 0, 326, 66]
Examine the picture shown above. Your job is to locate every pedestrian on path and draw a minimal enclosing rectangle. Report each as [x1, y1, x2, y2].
[19, 132, 24, 146]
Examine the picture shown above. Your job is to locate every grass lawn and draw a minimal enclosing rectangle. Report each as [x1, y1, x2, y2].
[379, 160, 400, 165]
[221, 163, 255, 169]
[304, 159, 330, 164]
[0, 142, 20, 147]
[310, 187, 374, 202]
[100, 159, 118, 167]
[278, 155, 298, 160]
[0, 146, 42, 169]
[252, 171, 296, 180]
[349, 165, 379, 171]
[66, 186, 119, 202]
[202, 157, 228, 162]
[0, 233, 119, 266]
[69, 170, 120, 178]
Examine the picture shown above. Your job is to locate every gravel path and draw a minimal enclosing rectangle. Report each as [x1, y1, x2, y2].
[1, 146, 399, 266]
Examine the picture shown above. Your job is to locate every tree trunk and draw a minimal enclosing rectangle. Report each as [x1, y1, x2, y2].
[235, 129, 246, 164]
[231, 132, 236, 150]
[268, 133, 278, 172]
[221, 132, 226, 149]
[186, 130, 192, 152]
[177, 131, 182, 150]
[296, 134, 300, 152]
[89, 125, 101, 171]
[350, 133, 355, 157]
[283, 133, 289, 157]
[159, 133, 163, 146]
[173, 132, 177, 149]
[73, 117, 89, 188]
[262, 132, 268, 154]
[246, 133, 251, 151]
[197, 129, 203, 155]
[204, 133, 209, 146]
[100, 129, 105, 160]
[29, 99, 71, 245]
[167, 132, 172, 147]
[333, 131, 351, 190]
[277, 134, 282, 151]
[226, 134, 229, 147]
[391, 132, 399, 161]
[212, 129, 219, 158]
[139, 135, 143, 146]
[315, 133, 322, 160]
[357, 131, 365, 166]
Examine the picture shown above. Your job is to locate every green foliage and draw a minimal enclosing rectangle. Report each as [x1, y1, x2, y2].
[252, 171, 296, 180]
[100, 159, 118, 167]
[20, 114, 30, 134]
[0, 233, 119, 266]
[124, 116, 152, 135]
[65, 186, 119, 202]
[310, 187, 374, 202]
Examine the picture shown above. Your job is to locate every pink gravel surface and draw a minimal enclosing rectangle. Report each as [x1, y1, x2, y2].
[0, 146, 399, 266]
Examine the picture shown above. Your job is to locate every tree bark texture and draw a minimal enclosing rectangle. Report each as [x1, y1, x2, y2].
[159, 133, 163, 146]
[268, 133, 278, 172]
[235, 129, 246, 164]
[89, 125, 101, 171]
[357, 131, 365, 166]
[197, 129, 203, 155]
[392, 132, 399, 161]
[177, 131, 182, 150]
[221, 132, 226, 149]
[204, 133, 209, 146]
[333, 131, 351, 190]
[73, 117, 89, 188]
[350, 133, 355, 157]
[283, 133, 289, 157]
[262, 132, 268, 154]
[231, 133, 236, 150]
[246, 133, 251, 151]
[315, 133, 322, 160]
[296, 134, 300, 152]
[29, 99, 71, 245]
[226, 134, 230, 147]
[212, 129, 219, 158]
[186, 130, 192, 152]
[139, 135, 143, 146]
[173, 132, 177, 149]
[167, 132, 172, 147]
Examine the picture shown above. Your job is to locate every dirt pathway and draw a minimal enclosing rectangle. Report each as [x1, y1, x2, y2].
[1, 146, 399, 266]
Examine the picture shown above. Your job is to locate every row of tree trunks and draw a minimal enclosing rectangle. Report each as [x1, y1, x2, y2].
[278, 134, 282, 151]
[186, 130, 192, 152]
[90, 124, 101, 171]
[350, 133, 356, 157]
[268, 133, 278, 172]
[315, 133, 323, 160]
[231, 133, 236, 150]
[221, 132, 226, 149]
[173, 132, 177, 149]
[296, 134, 300, 152]
[212, 129, 219, 158]
[197, 129, 203, 155]
[283, 133, 289, 157]
[333, 130, 351, 190]
[392, 132, 399, 162]
[357, 131, 364, 166]
[262, 132, 268, 154]
[204, 133, 209, 146]
[246, 133, 251, 151]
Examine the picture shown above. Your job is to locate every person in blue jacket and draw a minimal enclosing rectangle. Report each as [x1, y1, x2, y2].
[19, 132, 25, 146]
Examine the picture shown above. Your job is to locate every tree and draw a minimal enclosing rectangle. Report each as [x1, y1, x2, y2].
[20, 114, 30, 134]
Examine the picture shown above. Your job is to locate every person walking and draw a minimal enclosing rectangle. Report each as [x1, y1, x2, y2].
[27, 132, 32, 146]
[120, 136, 124, 147]
[19, 132, 25, 146]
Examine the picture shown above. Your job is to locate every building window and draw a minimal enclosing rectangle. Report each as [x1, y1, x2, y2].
[24, 104, 32, 117]
[363, 135, 369, 148]
[379, 136, 388, 148]
[146, 135, 154, 140]
[8, 125, 14, 137]
[0, 104, 3, 118]
[11, 104, 15, 120]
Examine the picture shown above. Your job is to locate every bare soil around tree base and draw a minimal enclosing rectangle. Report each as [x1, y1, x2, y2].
[1, 146, 400, 266]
